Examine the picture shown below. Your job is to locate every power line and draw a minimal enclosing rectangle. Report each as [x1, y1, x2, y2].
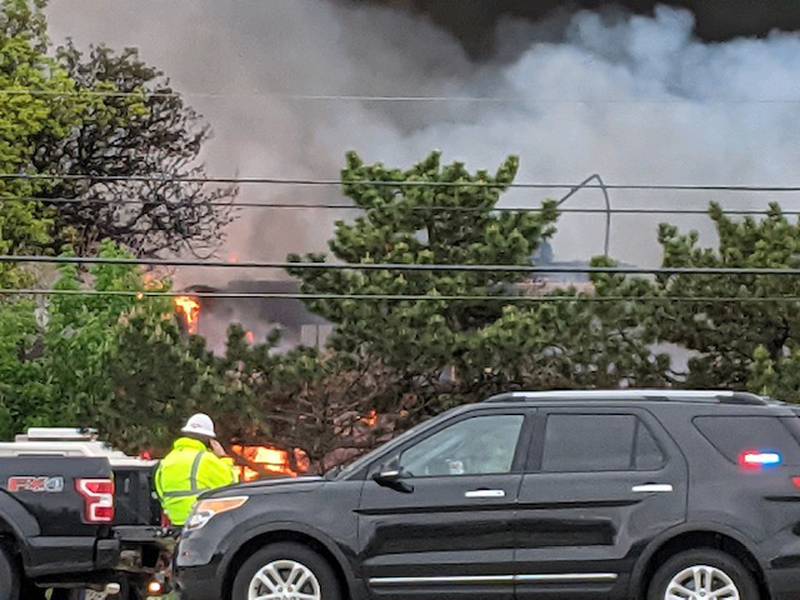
[3, 88, 800, 105]
[3, 172, 800, 192]
[5, 254, 800, 277]
[4, 195, 800, 216]
[2, 288, 800, 303]
[1, 195, 239, 208]
[1, 195, 799, 216]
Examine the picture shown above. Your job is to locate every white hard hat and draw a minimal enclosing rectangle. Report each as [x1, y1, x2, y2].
[181, 413, 217, 439]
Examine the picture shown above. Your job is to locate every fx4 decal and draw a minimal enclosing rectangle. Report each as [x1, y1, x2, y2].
[7, 476, 65, 493]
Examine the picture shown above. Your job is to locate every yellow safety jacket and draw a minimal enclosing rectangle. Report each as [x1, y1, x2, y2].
[154, 437, 238, 526]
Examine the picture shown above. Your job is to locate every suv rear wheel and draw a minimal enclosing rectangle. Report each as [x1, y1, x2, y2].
[231, 542, 341, 600]
[648, 549, 759, 600]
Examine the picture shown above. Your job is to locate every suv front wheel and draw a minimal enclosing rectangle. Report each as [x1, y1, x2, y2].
[232, 542, 341, 600]
[648, 549, 759, 600]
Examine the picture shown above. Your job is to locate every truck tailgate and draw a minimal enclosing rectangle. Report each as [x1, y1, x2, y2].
[0, 456, 111, 536]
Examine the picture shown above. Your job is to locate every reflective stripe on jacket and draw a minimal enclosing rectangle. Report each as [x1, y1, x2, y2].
[154, 437, 238, 526]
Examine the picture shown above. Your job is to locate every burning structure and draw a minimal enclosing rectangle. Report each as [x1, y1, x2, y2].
[171, 247, 618, 349]
[169, 292, 317, 480]
[173, 280, 332, 352]
[229, 444, 310, 480]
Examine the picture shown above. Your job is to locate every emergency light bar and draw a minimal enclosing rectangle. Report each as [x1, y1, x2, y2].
[739, 450, 782, 469]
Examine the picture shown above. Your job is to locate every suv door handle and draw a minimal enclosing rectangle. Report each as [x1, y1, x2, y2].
[465, 489, 506, 498]
[632, 484, 673, 493]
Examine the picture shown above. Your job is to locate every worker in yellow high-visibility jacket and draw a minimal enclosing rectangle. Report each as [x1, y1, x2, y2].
[154, 413, 238, 527]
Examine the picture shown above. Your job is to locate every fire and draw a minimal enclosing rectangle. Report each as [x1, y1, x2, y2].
[245, 331, 255, 345]
[143, 271, 167, 291]
[174, 296, 201, 334]
[230, 444, 301, 481]
[362, 410, 379, 428]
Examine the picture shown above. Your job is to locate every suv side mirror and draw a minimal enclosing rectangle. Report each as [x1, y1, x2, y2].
[372, 463, 414, 493]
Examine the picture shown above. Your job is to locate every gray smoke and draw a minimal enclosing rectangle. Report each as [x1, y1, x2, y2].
[44, 0, 800, 283]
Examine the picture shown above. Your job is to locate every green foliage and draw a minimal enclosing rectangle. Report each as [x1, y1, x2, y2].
[38, 42, 236, 256]
[289, 151, 559, 378]
[747, 345, 800, 403]
[0, 0, 234, 264]
[5, 0, 800, 465]
[278, 153, 800, 456]
[104, 308, 222, 452]
[6, 134, 800, 466]
[648, 202, 800, 390]
[0, 0, 237, 449]
[0, 297, 40, 439]
[0, 0, 85, 285]
[0, 241, 214, 450]
[286, 152, 671, 426]
[39, 243, 159, 428]
[213, 330, 404, 470]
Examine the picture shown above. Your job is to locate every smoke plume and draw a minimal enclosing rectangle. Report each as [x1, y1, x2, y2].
[44, 0, 800, 280]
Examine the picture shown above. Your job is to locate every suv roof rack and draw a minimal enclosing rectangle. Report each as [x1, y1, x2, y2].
[484, 389, 768, 405]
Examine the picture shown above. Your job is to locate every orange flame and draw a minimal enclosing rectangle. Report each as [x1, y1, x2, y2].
[174, 296, 201, 334]
[143, 272, 166, 291]
[245, 331, 255, 345]
[231, 445, 300, 481]
[362, 410, 379, 428]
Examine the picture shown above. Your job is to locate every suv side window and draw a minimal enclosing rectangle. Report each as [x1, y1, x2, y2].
[399, 415, 524, 478]
[542, 413, 664, 472]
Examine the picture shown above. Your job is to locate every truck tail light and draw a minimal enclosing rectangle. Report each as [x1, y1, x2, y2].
[76, 478, 115, 523]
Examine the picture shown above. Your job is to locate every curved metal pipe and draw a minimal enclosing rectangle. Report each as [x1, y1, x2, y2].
[556, 174, 612, 257]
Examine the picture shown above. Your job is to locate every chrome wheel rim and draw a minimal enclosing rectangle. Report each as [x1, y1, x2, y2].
[665, 564, 740, 600]
[248, 559, 321, 600]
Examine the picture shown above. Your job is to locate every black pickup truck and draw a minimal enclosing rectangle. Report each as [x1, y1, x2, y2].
[0, 455, 167, 599]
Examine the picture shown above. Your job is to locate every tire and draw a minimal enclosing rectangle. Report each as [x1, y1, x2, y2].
[648, 549, 759, 600]
[231, 542, 341, 600]
[0, 545, 20, 600]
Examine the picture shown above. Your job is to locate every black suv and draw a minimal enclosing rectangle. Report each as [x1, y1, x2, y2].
[175, 390, 800, 600]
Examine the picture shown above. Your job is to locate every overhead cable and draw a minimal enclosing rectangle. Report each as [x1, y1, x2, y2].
[0, 195, 798, 216]
[2, 288, 800, 303]
[4, 254, 800, 276]
[2, 88, 799, 105]
[3, 172, 800, 192]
